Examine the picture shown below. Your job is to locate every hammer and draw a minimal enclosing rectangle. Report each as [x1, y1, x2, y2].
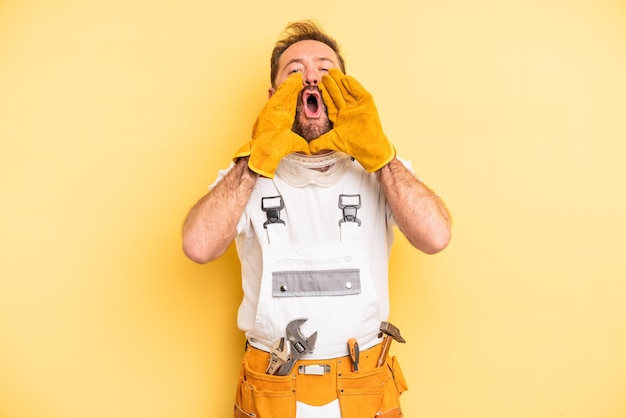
[376, 321, 406, 367]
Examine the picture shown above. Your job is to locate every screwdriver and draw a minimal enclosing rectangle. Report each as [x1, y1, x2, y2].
[347, 338, 360, 372]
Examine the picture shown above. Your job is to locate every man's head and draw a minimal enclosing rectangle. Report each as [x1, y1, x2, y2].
[270, 20, 346, 89]
[269, 21, 346, 142]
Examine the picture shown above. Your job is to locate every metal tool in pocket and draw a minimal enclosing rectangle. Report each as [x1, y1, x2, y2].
[275, 318, 317, 376]
[266, 337, 292, 375]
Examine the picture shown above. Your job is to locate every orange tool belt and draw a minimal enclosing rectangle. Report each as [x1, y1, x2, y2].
[234, 342, 408, 418]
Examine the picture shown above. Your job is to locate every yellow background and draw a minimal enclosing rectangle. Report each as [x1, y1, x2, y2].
[1, 0, 625, 417]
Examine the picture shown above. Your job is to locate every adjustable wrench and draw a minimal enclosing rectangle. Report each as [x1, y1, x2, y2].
[275, 318, 318, 376]
[266, 337, 292, 375]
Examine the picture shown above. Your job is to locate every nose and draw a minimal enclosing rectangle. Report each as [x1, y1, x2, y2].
[303, 70, 320, 86]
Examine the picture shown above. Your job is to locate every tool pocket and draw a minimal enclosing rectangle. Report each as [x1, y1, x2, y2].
[378, 356, 408, 417]
[234, 358, 296, 418]
[337, 356, 408, 418]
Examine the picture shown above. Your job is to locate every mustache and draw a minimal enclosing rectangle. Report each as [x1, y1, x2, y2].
[301, 85, 321, 94]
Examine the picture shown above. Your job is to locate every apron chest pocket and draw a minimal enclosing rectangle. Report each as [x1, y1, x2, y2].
[272, 268, 361, 297]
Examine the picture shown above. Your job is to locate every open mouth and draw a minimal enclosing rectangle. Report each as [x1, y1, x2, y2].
[302, 90, 322, 119]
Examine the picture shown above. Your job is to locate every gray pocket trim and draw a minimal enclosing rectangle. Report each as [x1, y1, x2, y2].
[272, 269, 361, 297]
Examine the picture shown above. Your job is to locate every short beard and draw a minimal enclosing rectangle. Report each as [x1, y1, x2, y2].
[291, 92, 332, 142]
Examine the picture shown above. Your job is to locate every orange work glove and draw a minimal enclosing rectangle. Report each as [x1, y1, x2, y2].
[309, 69, 395, 172]
[233, 73, 310, 178]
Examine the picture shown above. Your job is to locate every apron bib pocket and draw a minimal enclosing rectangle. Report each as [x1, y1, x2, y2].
[250, 241, 382, 358]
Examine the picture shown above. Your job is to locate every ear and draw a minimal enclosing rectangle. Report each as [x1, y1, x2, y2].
[268, 88, 276, 99]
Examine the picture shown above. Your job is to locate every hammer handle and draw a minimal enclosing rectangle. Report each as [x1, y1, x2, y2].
[376, 336, 393, 367]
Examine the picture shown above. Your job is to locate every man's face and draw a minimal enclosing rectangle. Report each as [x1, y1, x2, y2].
[271, 40, 340, 141]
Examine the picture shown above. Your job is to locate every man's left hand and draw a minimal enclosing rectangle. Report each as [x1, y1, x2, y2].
[309, 68, 395, 172]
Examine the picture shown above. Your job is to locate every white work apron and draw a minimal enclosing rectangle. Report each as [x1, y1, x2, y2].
[246, 179, 384, 359]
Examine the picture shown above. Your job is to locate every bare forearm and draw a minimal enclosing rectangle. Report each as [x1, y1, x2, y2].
[182, 158, 259, 263]
[377, 158, 451, 254]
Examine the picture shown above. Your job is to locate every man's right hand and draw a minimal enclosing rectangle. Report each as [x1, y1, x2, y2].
[233, 73, 310, 178]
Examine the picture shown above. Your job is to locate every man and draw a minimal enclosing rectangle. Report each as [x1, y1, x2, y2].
[182, 20, 451, 418]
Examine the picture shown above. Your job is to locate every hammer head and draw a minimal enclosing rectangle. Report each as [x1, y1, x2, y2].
[379, 321, 406, 344]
